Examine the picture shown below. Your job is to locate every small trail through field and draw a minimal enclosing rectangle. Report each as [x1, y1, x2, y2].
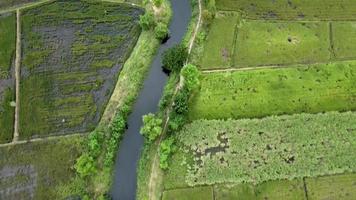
[13, 9, 21, 143]
[148, 0, 202, 199]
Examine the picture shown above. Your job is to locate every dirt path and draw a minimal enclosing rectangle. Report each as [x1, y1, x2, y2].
[13, 9, 21, 143]
[0, 133, 85, 148]
[202, 63, 321, 73]
[148, 0, 202, 199]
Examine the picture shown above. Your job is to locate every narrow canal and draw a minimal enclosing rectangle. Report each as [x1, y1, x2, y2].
[111, 0, 192, 199]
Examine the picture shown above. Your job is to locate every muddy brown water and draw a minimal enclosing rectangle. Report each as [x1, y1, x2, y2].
[110, 0, 192, 199]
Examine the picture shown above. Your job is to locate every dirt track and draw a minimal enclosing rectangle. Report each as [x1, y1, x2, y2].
[13, 10, 21, 142]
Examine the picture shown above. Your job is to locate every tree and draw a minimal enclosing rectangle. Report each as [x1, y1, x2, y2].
[180, 64, 200, 92]
[162, 44, 188, 72]
[140, 113, 162, 142]
[139, 12, 155, 30]
[155, 22, 169, 41]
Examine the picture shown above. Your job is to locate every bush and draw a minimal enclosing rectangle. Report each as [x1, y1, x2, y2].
[140, 113, 163, 142]
[87, 130, 103, 158]
[139, 12, 155, 30]
[162, 44, 188, 72]
[159, 137, 176, 169]
[180, 64, 200, 92]
[104, 114, 126, 167]
[153, 0, 163, 7]
[155, 22, 170, 41]
[173, 87, 190, 115]
[74, 154, 96, 178]
[168, 112, 186, 132]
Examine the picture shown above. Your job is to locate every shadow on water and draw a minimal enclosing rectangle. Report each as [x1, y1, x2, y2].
[110, 0, 192, 199]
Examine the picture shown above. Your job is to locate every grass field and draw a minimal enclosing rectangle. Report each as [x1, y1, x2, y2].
[0, 136, 84, 199]
[162, 186, 214, 200]
[0, 12, 16, 143]
[234, 21, 330, 67]
[215, 0, 356, 20]
[19, 0, 142, 139]
[200, 12, 239, 69]
[189, 61, 356, 120]
[332, 22, 356, 60]
[306, 173, 356, 200]
[168, 112, 356, 186]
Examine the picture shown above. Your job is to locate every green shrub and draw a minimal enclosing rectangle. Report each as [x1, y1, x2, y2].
[104, 114, 126, 167]
[155, 22, 170, 41]
[140, 113, 163, 142]
[162, 44, 188, 72]
[180, 64, 200, 92]
[168, 112, 186, 133]
[153, 0, 163, 7]
[87, 130, 104, 158]
[74, 154, 96, 178]
[159, 137, 176, 169]
[173, 87, 190, 115]
[139, 12, 156, 30]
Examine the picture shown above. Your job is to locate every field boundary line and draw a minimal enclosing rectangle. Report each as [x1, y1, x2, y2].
[148, 0, 203, 199]
[211, 10, 356, 22]
[0, 132, 86, 148]
[201, 58, 356, 73]
[303, 177, 310, 200]
[13, 9, 21, 143]
[329, 22, 336, 59]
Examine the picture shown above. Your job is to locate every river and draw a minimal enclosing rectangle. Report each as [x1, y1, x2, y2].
[111, 0, 192, 199]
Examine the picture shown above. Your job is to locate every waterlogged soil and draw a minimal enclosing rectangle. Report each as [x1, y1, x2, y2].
[0, 165, 37, 200]
[19, 0, 143, 138]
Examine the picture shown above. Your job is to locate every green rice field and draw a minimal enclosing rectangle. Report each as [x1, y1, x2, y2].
[0, 12, 16, 143]
[215, 0, 356, 20]
[234, 21, 330, 67]
[189, 61, 356, 120]
[306, 173, 356, 200]
[200, 12, 239, 69]
[332, 22, 356, 60]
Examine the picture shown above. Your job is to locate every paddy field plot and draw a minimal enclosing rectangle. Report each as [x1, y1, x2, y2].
[200, 12, 239, 69]
[215, 0, 356, 20]
[306, 173, 356, 200]
[162, 186, 214, 200]
[214, 179, 306, 200]
[332, 22, 356, 60]
[189, 61, 356, 120]
[0, 12, 16, 143]
[0, 136, 84, 200]
[19, 0, 142, 139]
[169, 112, 356, 186]
[234, 21, 330, 67]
